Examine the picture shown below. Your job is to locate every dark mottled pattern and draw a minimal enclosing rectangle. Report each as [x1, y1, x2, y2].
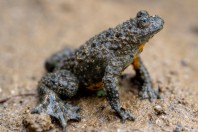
[32, 10, 164, 131]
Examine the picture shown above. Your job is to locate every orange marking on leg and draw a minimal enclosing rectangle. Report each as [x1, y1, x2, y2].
[132, 57, 140, 69]
[132, 44, 144, 69]
[86, 82, 103, 91]
[138, 44, 145, 53]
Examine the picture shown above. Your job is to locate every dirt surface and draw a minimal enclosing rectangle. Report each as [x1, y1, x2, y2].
[0, 0, 198, 131]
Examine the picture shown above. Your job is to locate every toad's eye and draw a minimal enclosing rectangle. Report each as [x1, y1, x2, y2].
[137, 18, 150, 28]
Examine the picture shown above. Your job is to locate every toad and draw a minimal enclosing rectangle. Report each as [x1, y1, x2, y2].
[32, 10, 164, 131]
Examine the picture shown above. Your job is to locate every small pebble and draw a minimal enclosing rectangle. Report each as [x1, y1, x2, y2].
[155, 119, 163, 126]
[22, 113, 53, 131]
[180, 59, 188, 67]
[154, 105, 165, 115]
[173, 124, 182, 132]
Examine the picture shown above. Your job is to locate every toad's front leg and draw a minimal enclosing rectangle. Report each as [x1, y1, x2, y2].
[132, 55, 160, 100]
[102, 57, 135, 122]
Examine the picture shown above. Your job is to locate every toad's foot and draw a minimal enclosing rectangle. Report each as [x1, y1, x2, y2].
[118, 108, 135, 123]
[31, 93, 81, 131]
[139, 85, 161, 101]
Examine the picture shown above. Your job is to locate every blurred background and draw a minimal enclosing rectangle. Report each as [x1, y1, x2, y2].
[0, 0, 197, 131]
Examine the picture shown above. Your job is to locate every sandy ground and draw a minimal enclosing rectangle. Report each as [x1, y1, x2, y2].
[0, 0, 198, 131]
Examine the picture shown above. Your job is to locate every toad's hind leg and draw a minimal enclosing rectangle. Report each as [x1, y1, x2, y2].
[32, 70, 80, 131]
[45, 47, 74, 72]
